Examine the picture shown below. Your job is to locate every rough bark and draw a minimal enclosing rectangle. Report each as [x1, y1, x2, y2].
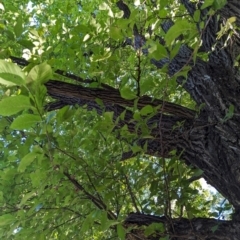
[124, 213, 240, 240]
[45, 80, 195, 119]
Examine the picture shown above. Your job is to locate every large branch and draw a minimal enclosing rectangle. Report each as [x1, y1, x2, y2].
[45, 80, 196, 159]
[124, 212, 240, 240]
[10, 55, 195, 120]
[45, 80, 195, 119]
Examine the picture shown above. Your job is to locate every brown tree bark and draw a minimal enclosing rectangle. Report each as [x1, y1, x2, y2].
[124, 212, 240, 240]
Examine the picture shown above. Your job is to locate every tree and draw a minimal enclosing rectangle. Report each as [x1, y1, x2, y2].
[0, 0, 240, 239]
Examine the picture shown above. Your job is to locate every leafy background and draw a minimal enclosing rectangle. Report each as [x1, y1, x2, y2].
[0, 0, 232, 239]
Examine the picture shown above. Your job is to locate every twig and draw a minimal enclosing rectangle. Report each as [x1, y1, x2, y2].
[123, 174, 140, 213]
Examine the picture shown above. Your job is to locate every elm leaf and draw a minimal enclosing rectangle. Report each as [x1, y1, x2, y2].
[10, 114, 41, 130]
[0, 95, 31, 116]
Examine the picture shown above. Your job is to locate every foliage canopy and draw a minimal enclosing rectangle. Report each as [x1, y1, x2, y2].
[0, 0, 237, 239]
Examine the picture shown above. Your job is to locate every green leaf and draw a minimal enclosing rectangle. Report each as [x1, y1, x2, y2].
[170, 41, 181, 60]
[103, 112, 113, 122]
[222, 104, 234, 123]
[193, 10, 200, 22]
[18, 152, 38, 172]
[19, 191, 36, 206]
[120, 87, 136, 100]
[10, 114, 41, 130]
[110, 26, 123, 41]
[80, 213, 92, 234]
[0, 95, 31, 116]
[227, 17, 237, 24]
[160, 0, 168, 8]
[0, 117, 9, 131]
[27, 62, 52, 84]
[228, 104, 234, 114]
[145, 223, 164, 236]
[0, 214, 15, 226]
[0, 49, 10, 59]
[201, 0, 214, 10]
[192, 169, 204, 177]
[56, 106, 74, 122]
[213, 0, 226, 10]
[17, 39, 35, 49]
[140, 105, 154, 116]
[165, 19, 195, 46]
[14, 15, 23, 38]
[5, 30, 15, 41]
[148, 41, 168, 60]
[95, 98, 104, 107]
[0, 60, 25, 86]
[117, 224, 126, 240]
[133, 111, 141, 121]
[211, 224, 218, 233]
[140, 77, 157, 95]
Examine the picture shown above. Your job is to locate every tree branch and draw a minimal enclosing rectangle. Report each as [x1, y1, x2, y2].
[45, 80, 195, 119]
[125, 212, 240, 240]
[64, 171, 116, 220]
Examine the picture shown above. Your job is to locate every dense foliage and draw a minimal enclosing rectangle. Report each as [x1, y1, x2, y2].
[0, 0, 237, 239]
